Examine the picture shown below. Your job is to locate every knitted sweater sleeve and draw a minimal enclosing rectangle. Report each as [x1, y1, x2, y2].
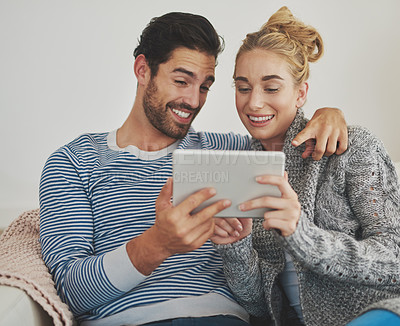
[280, 127, 400, 288]
[213, 234, 269, 317]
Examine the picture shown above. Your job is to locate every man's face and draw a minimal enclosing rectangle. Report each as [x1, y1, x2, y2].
[143, 47, 216, 139]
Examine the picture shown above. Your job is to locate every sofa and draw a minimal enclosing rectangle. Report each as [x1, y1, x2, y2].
[0, 209, 74, 326]
[1, 162, 399, 326]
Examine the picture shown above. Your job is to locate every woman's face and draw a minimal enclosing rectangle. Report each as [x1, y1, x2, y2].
[234, 49, 307, 151]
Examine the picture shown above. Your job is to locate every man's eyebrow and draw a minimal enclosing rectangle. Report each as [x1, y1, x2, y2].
[234, 75, 284, 82]
[173, 68, 194, 77]
[173, 68, 215, 83]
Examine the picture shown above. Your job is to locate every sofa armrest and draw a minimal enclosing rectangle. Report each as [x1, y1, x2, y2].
[0, 209, 75, 325]
[0, 285, 53, 326]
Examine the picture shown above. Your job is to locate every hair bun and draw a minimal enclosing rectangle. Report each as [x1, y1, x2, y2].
[262, 6, 323, 63]
[234, 6, 323, 84]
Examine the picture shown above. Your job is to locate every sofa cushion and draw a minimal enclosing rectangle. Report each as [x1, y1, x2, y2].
[0, 209, 74, 326]
[0, 285, 53, 326]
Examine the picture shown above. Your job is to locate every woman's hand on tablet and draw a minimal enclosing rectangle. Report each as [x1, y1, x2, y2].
[239, 172, 301, 237]
[210, 217, 252, 245]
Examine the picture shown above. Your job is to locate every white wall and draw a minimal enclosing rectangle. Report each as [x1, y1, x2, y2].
[1, 0, 399, 228]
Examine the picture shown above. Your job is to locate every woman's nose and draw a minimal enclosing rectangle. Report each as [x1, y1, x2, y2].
[248, 89, 264, 110]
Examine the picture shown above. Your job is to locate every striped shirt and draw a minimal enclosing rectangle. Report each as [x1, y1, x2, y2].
[39, 128, 251, 324]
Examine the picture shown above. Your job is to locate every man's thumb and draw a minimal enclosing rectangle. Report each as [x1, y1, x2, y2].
[156, 178, 173, 211]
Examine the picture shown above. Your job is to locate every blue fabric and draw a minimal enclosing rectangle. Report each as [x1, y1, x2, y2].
[279, 251, 304, 323]
[39, 129, 251, 323]
[347, 309, 400, 326]
[142, 315, 250, 325]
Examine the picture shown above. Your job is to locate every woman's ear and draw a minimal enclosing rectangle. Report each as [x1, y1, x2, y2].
[296, 82, 309, 108]
[134, 54, 151, 86]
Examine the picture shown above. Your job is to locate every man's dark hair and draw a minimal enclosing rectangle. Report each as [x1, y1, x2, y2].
[133, 12, 224, 76]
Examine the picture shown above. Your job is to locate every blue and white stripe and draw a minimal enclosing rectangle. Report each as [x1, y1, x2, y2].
[39, 128, 251, 322]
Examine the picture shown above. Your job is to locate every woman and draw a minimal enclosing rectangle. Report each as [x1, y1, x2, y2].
[211, 6, 400, 326]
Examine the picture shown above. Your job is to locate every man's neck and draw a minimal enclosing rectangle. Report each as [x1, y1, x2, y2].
[117, 105, 177, 152]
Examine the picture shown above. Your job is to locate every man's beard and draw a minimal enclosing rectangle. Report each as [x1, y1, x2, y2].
[142, 79, 199, 140]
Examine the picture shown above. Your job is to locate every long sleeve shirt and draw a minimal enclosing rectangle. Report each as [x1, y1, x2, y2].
[39, 128, 251, 325]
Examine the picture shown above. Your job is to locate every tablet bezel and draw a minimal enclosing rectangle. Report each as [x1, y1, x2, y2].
[172, 149, 285, 218]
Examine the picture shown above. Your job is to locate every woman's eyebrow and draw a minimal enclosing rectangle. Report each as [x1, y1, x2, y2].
[234, 76, 248, 82]
[262, 75, 284, 81]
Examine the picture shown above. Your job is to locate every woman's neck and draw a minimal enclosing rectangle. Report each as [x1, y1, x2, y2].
[260, 137, 284, 152]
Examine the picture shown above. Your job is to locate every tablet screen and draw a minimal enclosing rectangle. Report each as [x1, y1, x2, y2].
[172, 149, 285, 218]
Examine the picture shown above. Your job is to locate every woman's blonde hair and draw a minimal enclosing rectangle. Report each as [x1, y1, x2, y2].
[234, 6, 324, 86]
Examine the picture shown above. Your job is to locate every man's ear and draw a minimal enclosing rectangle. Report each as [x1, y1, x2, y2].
[296, 82, 309, 108]
[134, 54, 151, 86]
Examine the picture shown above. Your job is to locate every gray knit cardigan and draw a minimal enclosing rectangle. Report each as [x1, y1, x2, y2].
[214, 109, 400, 326]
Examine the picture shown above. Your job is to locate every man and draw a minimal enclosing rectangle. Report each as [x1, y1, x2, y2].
[39, 12, 347, 326]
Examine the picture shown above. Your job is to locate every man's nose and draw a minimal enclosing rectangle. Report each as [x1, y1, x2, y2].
[182, 87, 201, 109]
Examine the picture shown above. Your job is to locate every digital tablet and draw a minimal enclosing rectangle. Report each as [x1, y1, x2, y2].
[172, 149, 285, 218]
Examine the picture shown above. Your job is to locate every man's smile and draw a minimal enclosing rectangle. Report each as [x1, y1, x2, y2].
[170, 106, 197, 124]
[172, 108, 191, 119]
